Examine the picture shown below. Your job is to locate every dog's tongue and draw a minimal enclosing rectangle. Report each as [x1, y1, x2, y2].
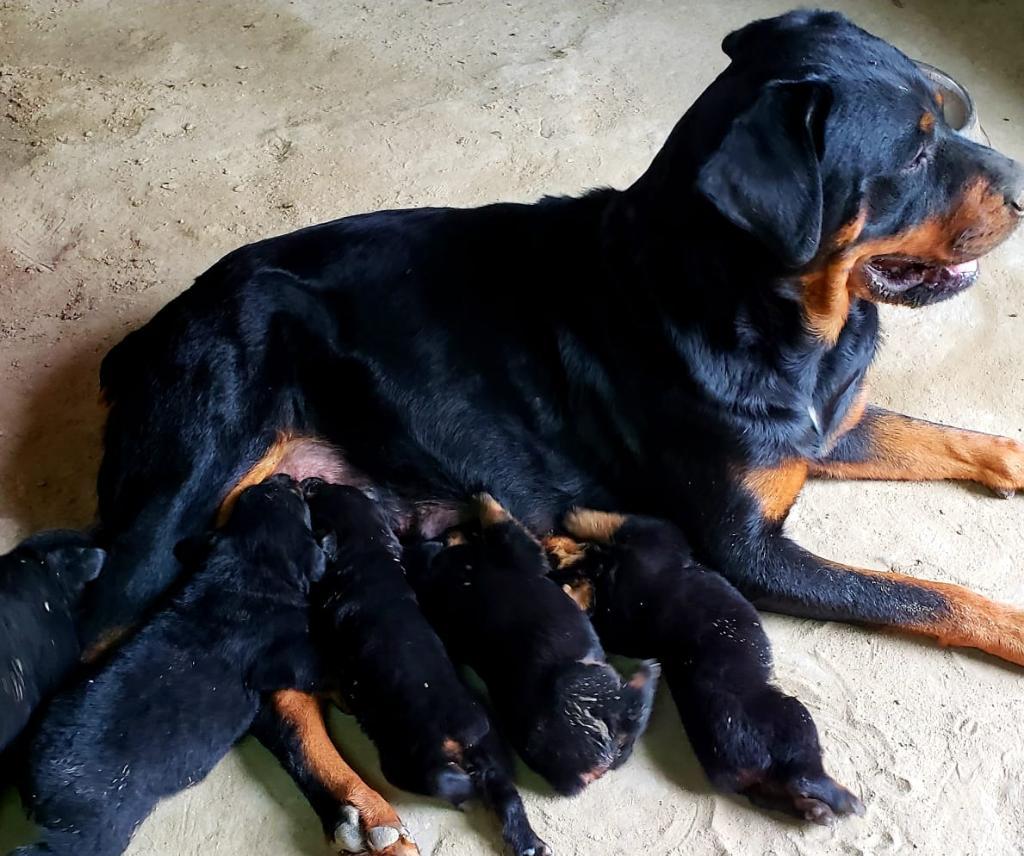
[946, 259, 979, 276]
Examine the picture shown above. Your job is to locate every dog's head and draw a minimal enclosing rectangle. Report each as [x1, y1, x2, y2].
[689, 10, 1023, 342]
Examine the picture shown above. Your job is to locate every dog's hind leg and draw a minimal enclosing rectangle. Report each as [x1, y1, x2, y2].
[253, 690, 418, 856]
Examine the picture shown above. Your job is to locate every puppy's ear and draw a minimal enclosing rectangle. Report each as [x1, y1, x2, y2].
[173, 533, 218, 567]
[50, 545, 106, 584]
[74, 547, 106, 582]
[317, 530, 338, 563]
[697, 80, 832, 268]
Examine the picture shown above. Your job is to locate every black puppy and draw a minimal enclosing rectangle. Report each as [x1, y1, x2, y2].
[0, 530, 104, 753]
[406, 495, 658, 796]
[548, 509, 864, 824]
[18, 475, 326, 856]
[302, 479, 549, 856]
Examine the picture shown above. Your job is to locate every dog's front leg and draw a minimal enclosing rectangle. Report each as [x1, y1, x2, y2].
[811, 405, 1024, 496]
[706, 522, 1024, 667]
[252, 691, 419, 855]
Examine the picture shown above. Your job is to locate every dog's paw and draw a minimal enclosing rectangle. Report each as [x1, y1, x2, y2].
[330, 805, 418, 855]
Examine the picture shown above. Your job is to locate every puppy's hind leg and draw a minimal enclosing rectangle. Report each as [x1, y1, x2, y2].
[664, 571, 863, 824]
[463, 732, 552, 856]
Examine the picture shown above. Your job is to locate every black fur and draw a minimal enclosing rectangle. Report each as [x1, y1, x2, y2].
[17, 476, 325, 856]
[302, 479, 549, 856]
[80, 11, 1023, 660]
[405, 500, 657, 796]
[0, 531, 103, 754]
[549, 513, 864, 823]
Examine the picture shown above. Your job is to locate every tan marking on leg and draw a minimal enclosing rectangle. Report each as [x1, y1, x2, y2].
[561, 579, 595, 612]
[444, 530, 467, 547]
[541, 534, 588, 569]
[272, 690, 419, 854]
[809, 412, 1024, 494]
[563, 509, 627, 543]
[741, 460, 809, 523]
[473, 493, 512, 527]
[828, 564, 1024, 666]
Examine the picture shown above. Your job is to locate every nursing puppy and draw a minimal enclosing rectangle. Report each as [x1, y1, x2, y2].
[406, 495, 658, 796]
[548, 510, 864, 824]
[18, 476, 326, 856]
[302, 479, 549, 856]
[0, 530, 104, 753]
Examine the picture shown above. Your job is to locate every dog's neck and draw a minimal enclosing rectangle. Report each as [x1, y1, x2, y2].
[592, 180, 879, 461]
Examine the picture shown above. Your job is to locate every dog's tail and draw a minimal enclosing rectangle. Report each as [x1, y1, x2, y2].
[463, 733, 551, 856]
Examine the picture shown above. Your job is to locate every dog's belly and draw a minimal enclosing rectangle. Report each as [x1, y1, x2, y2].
[220, 433, 463, 539]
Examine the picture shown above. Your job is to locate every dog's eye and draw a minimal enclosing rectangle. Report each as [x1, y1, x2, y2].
[904, 143, 930, 172]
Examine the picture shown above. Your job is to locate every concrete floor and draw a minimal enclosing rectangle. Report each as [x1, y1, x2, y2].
[2, 1, 1023, 853]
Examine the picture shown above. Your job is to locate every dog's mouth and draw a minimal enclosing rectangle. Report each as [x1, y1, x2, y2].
[861, 254, 980, 298]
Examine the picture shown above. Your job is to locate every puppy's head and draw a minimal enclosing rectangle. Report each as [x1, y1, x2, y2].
[691, 10, 1023, 341]
[300, 478, 395, 559]
[180, 474, 326, 585]
[14, 529, 105, 596]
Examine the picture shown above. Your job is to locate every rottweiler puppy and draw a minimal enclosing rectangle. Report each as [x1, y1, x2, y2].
[0, 530, 104, 753]
[405, 495, 658, 796]
[17, 475, 326, 856]
[302, 478, 549, 856]
[546, 509, 864, 824]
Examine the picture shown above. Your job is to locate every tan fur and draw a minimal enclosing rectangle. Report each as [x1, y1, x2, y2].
[542, 534, 589, 569]
[562, 509, 627, 543]
[808, 412, 1024, 494]
[801, 178, 1017, 344]
[272, 690, 419, 854]
[741, 460, 810, 523]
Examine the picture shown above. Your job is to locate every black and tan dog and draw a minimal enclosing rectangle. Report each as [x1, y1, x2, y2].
[301, 479, 548, 856]
[0, 531, 104, 754]
[546, 510, 864, 824]
[34, 7, 1024, 840]
[17, 477, 327, 856]
[406, 495, 658, 796]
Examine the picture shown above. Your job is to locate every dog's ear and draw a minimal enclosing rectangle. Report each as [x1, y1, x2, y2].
[697, 80, 832, 269]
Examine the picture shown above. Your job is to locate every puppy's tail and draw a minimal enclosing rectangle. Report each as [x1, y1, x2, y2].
[463, 733, 551, 856]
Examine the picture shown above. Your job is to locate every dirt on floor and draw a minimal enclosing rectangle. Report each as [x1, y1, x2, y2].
[2, 0, 1024, 854]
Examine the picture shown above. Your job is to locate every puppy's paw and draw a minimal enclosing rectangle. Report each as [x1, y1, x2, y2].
[744, 772, 865, 825]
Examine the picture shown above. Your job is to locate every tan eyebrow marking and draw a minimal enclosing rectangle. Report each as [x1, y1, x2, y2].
[919, 111, 935, 133]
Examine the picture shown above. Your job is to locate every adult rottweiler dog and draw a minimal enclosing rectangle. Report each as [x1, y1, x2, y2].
[405, 495, 658, 796]
[40, 7, 1024, 842]
[546, 510, 864, 823]
[0, 531, 104, 753]
[301, 479, 549, 856]
[17, 477, 327, 856]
